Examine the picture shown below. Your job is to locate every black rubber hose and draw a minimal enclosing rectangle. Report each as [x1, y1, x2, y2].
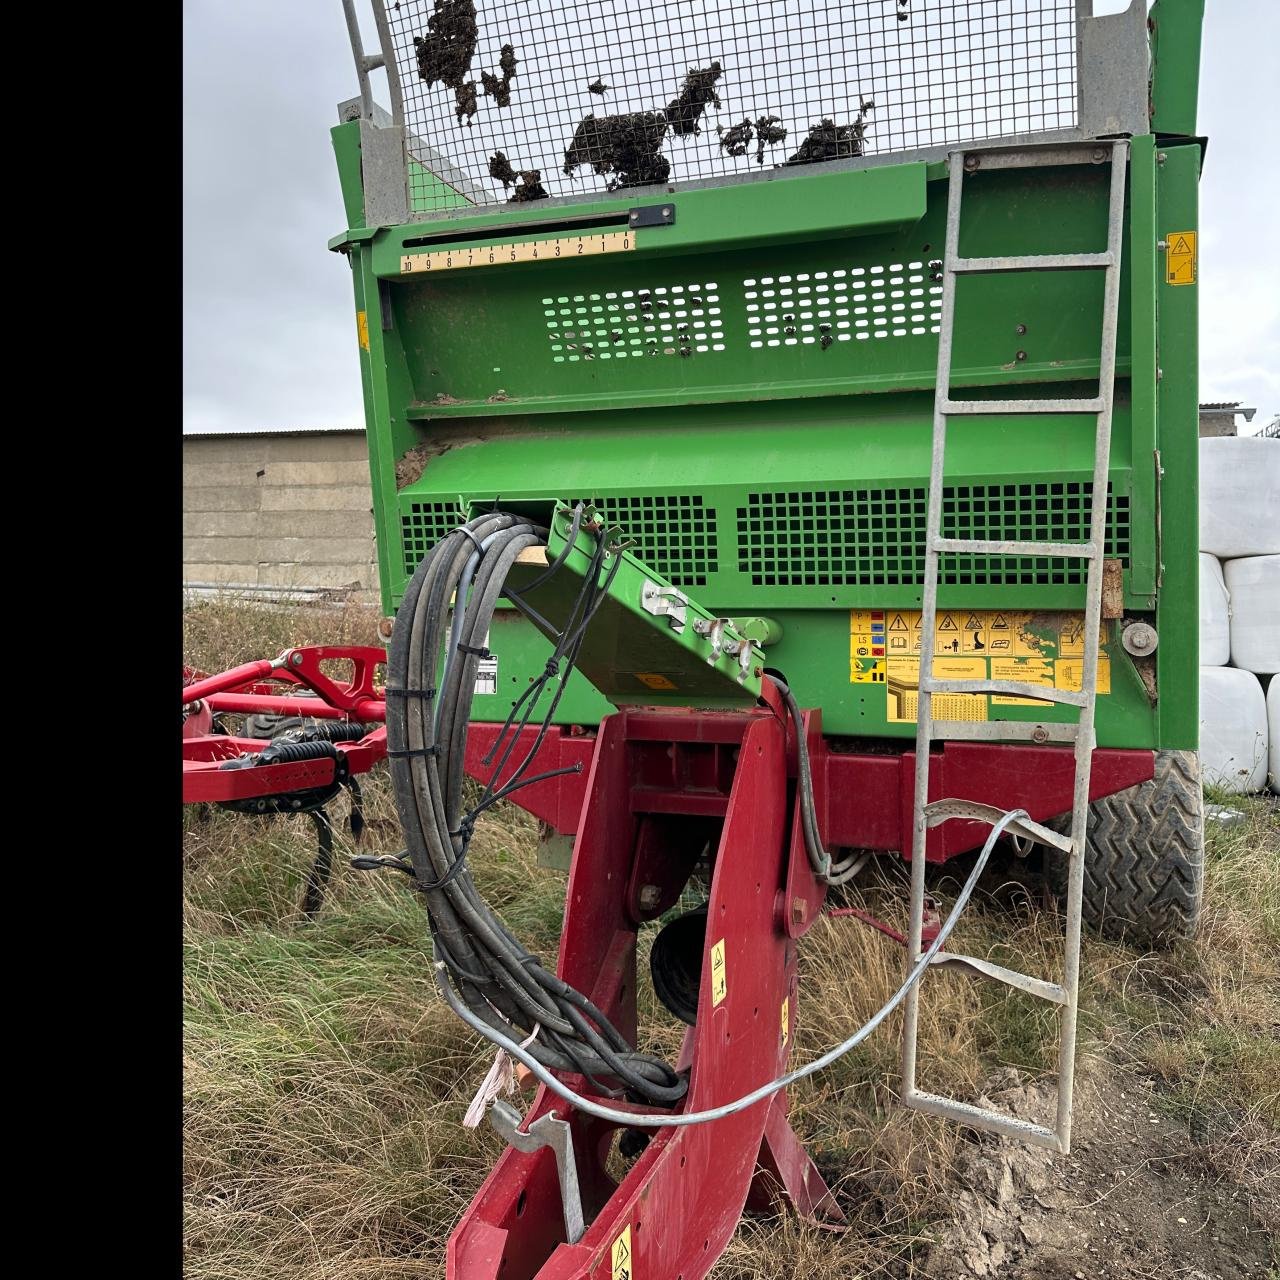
[387, 514, 685, 1104]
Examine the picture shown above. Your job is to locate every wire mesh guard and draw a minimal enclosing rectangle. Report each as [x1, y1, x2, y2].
[378, 0, 1080, 215]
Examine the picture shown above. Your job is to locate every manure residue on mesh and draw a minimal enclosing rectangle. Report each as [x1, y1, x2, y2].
[407, 4, 881, 201]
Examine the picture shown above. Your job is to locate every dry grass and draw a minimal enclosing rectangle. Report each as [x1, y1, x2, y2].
[183, 602, 1280, 1277]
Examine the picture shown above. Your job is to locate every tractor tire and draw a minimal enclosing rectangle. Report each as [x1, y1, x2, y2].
[1046, 749, 1204, 949]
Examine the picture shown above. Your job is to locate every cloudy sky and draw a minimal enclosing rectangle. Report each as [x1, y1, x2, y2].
[183, 2, 1278, 435]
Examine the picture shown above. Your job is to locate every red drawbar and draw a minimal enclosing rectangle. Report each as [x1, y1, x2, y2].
[448, 703, 843, 1280]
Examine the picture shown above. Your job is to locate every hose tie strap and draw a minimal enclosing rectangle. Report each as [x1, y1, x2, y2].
[457, 643, 493, 659]
[383, 686, 437, 700]
[454, 525, 485, 554]
[386, 744, 440, 759]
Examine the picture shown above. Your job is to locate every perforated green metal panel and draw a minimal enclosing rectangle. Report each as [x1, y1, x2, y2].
[400, 500, 462, 577]
[736, 482, 1127, 589]
[579, 495, 720, 589]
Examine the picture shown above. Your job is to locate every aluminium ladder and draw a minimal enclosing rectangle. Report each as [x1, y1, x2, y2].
[901, 140, 1129, 1154]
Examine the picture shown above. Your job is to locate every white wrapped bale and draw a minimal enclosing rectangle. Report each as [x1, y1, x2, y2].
[1199, 666, 1269, 794]
[1269, 678, 1278, 793]
[1199, 553, 1230, 666]
[1223, 555, 1280, 675]
[1199, 437, 1280, 558]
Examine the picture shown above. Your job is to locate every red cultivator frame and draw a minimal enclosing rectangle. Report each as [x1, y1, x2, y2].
[182, 646, 388, 915]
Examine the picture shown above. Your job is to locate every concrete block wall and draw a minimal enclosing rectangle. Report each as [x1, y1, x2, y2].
[183, 431, 380, 603]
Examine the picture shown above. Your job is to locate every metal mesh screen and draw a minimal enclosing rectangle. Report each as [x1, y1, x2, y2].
[736, 481, 1128, 588]
[380, 0, 1080, 216]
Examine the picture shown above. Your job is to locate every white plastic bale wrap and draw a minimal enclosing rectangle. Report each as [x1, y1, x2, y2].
[1269, 678, 1279, 793]
[1198, 553, 1230, 666]
[1222, 555, 1280, 675]
[1199, 666, 1269, 794]
[1198, 437, 1280, 559]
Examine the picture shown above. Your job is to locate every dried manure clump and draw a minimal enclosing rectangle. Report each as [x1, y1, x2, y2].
[413, 0, 477, 90]
[481, 43, 518, 108]
[563, 111, 671, 191]
[489, 150, 546, 202]
[787, 100, 875, 164]
[718, 118, 754, 158]
[718, 113, 788, 164]
[454, 80, 478, 124]
[665, 61, 723, 136]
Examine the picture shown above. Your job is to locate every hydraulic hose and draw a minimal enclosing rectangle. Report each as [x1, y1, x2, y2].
[437, 808, 1028, 1127]
[387, 511, 687, 1106]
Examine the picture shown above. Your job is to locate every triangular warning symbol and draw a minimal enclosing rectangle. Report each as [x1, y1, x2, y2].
[938, 614, 958, 632]
[964, 614, 983, 630]
[1170, 235, 1192, 255]
[889, 613, 909, 632]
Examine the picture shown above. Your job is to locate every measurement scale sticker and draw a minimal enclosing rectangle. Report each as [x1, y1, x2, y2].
[1165, 231, 1196, 286]
[780, 996, 790, 1047]
[611, 1225, 633, 1280]
[710, 939, 727, 1006]
[400, 230, 636, 275]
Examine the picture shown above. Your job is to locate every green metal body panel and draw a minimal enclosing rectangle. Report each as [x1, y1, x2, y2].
[331, 18, 1203, 753]
[508, 503, 764, 707]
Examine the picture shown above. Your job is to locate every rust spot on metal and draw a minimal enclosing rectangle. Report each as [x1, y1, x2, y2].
[1102, 558, 1124, 619]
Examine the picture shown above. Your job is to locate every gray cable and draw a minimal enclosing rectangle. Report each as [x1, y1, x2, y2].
[437, 808, 1028, 1128]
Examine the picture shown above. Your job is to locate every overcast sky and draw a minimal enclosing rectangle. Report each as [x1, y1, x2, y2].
[183, 2, 1278, 435]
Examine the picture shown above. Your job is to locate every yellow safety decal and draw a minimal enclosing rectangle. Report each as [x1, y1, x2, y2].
[356, 310, 370, 351]
[780, 996, 790, 1047]
[1165, 231, 1196, 286]
[634, 672, 678, 691]
[611, 1225, 633, 1280]
[710, 939, 727, 1007]
[852, 610, 1110, 720]
[400, 230, 636, 275]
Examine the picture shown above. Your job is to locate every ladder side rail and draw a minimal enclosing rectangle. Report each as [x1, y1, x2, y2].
[901, 152, 967, 1104]
[1055, 138, 1130, 1149]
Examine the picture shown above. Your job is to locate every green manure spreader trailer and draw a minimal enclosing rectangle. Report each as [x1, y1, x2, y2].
[327, 3, 1208, 1275]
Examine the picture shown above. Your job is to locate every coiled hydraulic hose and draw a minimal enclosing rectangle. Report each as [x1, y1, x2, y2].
[387, 511, 687, 1106]
[437, 808, 1028, 1127]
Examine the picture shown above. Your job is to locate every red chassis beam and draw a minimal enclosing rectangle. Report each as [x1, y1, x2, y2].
[464, 718, 1154, 863]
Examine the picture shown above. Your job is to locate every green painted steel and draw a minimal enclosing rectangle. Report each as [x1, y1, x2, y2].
[330, 16, 1204, 751]
[506, 503, 764, 707]
[1149, 1, 1207, 140]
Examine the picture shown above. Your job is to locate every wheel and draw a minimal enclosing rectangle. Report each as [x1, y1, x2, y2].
[1046, 749, 1204, 948]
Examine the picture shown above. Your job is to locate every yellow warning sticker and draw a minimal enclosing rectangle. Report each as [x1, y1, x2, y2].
[1165, 231, 1197, 286]
[887, 656, 990, 723]
[710, 939, 727, 1006]
[634, 672, 678, 691]
[611, 1225, 633, 1280]
[853, 610, 1111, 720]
[356, 309, 370, 351]
[780, 996, 790, 1047]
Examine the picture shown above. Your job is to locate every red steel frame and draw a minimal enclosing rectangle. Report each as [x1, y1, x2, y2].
[181, 645, 1154, 1277]
[182, 646, 388, 804]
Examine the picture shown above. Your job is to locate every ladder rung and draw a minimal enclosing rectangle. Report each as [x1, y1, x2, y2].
[921, 678, 1090, 707]
[930, 951, 1068, 1004]
[951, 252, 1113, 274]
[904, 1089, 1064, 1151]
[962, 142, 1122, 172]
[923, 798, 1074, 853]
[923, 720, 1081, 744]
[939, 397, 1105, 416]
[932, 537, 1097, 559]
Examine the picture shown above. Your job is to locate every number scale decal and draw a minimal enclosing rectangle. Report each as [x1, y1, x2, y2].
[400, 230, 636, 274]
